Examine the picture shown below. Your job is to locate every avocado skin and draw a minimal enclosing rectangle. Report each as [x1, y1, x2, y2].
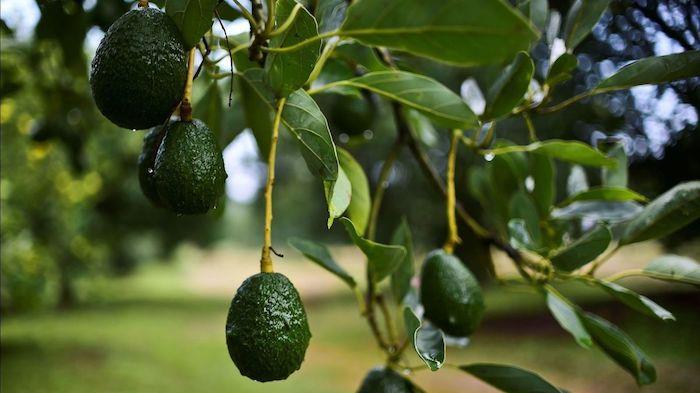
[420, 249, 485, 337]
[226, 272, 311, 382]
[331, 94, 375, 135]
[138, 125, 165, 206]
[153, 119, 226, 214]
[357, 367, 417, 393]
[90, 8, 187, 130]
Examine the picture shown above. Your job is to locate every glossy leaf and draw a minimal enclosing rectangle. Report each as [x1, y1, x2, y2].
[596, 50, 700, 93]
[545, 288, 592, 348]
[563, 0, 610, 50]
[404, 307, 445, 371]
[288, 237, 356, 287]
[320, 71, 478, 129]
[581, 312, 656, 386]
[550, 225, 611, 271]
[340, 217, 406, 283]
[620, 181, 700, 245]
[483, 52, 535, 120]
[165, 0, 217, 48]
[340, 0, 539, 66]
[643, 255, 700, 286]
[324, 166, 351, 227]
[509, 191, 542, 246]
[551, 201, 642, 223]
[265, 0, 320, 97]
[391, 218, 415, 303]
[460, 363, 563, 393]
[215, 1, 242, 20]
[566, 165, 589, 196]
[193, 79, 224, 142]
[531, 153, 555, 216]
[508, 218, 538, 252]
[529, 0, 548, 32]
[337, 148, 370, 234]
[236, 69, 274, 157]
[489, 140, 615, 167]
[315, 0, 348, 33]
[592, 280, 674, 321]
[558, 186, 647, 207]
[546, 53, 577, 87]
[227, 33, 258, 72]
[599, 140, 628, 188]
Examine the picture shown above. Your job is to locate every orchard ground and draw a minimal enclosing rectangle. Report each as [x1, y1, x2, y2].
[1, 242, 698, 393]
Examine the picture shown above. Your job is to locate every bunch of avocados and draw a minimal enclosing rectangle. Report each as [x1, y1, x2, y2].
[90, 4, 225, 215]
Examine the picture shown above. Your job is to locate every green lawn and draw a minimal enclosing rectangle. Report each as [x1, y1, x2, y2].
[1, 259, 699, 393]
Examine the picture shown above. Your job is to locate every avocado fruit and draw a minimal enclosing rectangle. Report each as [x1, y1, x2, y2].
[90, 7, 187, 130]
[331, 94, 375, 135]
[420, 249, 485, 337]
[226, 272, 311, 382]
[357, 367, 417, 393]
[137, 125, 165, 206]
[151, 119, 226, 214]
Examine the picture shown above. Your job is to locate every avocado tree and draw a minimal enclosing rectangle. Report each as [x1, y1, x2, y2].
[89, 0, 700, 391]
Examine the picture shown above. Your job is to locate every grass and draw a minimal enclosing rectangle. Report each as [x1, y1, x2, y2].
[1, 248, 699, 393]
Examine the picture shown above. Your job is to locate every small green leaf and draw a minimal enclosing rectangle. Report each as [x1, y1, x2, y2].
[193, 79, 224, 142]
[509, 191, 542, 246]
[558, 186, 647, 207]
[324, 166, 351, 227]
[545, 288, 593, 348]
[563, 0, 610, 50]
[236, 69, 274, 157]
[315, 0, 347, 33]
[531, 153, 555, 216]
[340, 217, 406, 283]
[265, 0, 321, 97]
[643, 255, 700, 286]
[592, 280, 674, 321]
[320, 71, 478, 129]
[620, 181, 700, 245]
[391, 218, 415, 303]
[215, 1, 242, 20]
[227, 33, 259, 72]
[489, 140, 615, 167]
[288, 237, 356, 287]
[546, 53, 577, 87]
[337, 149, 370, 234]
[551, 201, 642, 222]
[340, 0, 539, 66]
[403, 307, 445, 371]
[598, 140, 628, 188]
[596, 50, 700, 93]
[483, 51, 535, 120]
[550, 225, 611, 272]
[529, 0, 549, 32]
[508, 218, 537, 251]
[460, 363, 563, 393]
[566, 165, 589, 196]
[581, 312, 656, 386]
[165, 0, 218, 49]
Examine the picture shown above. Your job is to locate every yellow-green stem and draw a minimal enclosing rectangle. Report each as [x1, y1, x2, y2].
[260, 98, 286, 273]
[180, 48, 196, 122]
[231, 0, 259, 29]
[443, 129, 462, 254]
[268, 3, 302, 37]
[523, 112, 538, 142]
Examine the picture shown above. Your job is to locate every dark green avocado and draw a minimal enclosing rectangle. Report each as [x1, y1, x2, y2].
[331, 94, 375, 135]
[153, 119, 226, 214]
[420, 249, 485, 337]
[138, 125, 165, 206]
[90, 7, 187, 130]
[357, 367, 417, 393]
[226, 272, 311, 382]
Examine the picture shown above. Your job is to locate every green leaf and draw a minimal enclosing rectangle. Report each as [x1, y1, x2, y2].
[215, 1, 242, 20]
[337, 148, 370, 234]
[558, 186, 647, 207]
[340, 0, 539, 66]
[340, 217, 406, 283]
[566, 165, 588, 196]
[509, 191, 542, 246]
[592, 280, 674, 321]
[391, 218, 415, 303]
[550, 225, 611, 272]
[643, 255, 700, 286]
[320, 71, 478, 129]
[236, 69, 274, 157]
[489, 140, 615, 167]
[288, 237, 356, 287]
[460, 363, 563, 393]
[324, 166, 351, 227]
[483, 52, 534, 120]
[193, 79, 224, 143]
[596, 50, 700, 93]
[403, 307, 445, 371]
[265, 0, 321, 98]
[531, 153, 555, 216]
[529, 0, 548, 32]
[227, 33, 259, 72]
[562, 0, 610, 50]
[598, 140, 628, 188]
[315, 0, 347, 33]
[545, 288, 593, 348]
[546, 53, 577, 87]
[551, 201, 642, 222]
[165, 0, 217, 49]
[620, 181, 700, 245]
[581, 312, 656, 386]
[508, 219, 537, 251]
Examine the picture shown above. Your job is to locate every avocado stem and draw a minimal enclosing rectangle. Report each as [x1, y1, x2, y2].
[443, 129, 462, 254]
[260, 97, 286, 273]
[180, 48, 196, 122]
[137, 0, 148, 8]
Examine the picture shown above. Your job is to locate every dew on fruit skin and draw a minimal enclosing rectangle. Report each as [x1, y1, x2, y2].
[147, 168, 154, 174]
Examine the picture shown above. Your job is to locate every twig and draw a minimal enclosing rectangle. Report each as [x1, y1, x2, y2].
[443, 129, 463, 253]
[214, 10, 235, 106]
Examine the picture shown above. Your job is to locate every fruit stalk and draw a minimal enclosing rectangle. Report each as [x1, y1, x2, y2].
[260, 97, 286, 273]
[443, 129, 462, 254]
[138, 0, 148, 8]
[180, 48, 196, 122]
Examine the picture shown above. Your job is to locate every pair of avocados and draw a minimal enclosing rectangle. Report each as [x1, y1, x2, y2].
[90, 7, 225, 214]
